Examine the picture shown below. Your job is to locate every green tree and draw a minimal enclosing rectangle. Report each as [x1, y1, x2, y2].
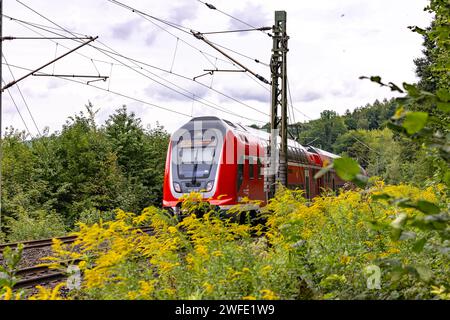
[298, 110, 347, 150]
[104, 106, 169, 211]
[52, 103, 124, 225]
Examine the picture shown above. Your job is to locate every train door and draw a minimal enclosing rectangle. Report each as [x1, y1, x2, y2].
[237, 156, 244, 197]
[236, 156, 250, 200]
[316, 175, 323, 195]
[305, 169, 310, 199]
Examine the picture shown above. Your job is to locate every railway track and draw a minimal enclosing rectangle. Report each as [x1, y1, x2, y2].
[1, 226, 154, 290]
[14, 265, 67, 290]
[0, 235, 78, 254]
[0, 226, 153, 254]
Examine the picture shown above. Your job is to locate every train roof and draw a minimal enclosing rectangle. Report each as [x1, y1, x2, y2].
[187, 116, 341, 161]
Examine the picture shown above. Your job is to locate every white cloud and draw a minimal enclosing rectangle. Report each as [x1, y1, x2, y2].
[1, 0, 432, 137]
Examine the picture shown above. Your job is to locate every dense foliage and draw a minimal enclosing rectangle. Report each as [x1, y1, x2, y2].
[0, 0, 448, 301]
[0, 104, 169, 241]
[8, 185, 444, 300]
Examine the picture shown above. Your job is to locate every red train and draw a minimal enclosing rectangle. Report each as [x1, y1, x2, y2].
[163, 116, 346, 212]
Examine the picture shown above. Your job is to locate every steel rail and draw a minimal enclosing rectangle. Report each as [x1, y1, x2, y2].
[0, 226, 153, 254]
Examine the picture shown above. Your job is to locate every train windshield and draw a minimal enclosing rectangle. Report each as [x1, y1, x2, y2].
[177, 147, 216, 179]
[176, 131, 218, 180]
[180, 147, 215, 164]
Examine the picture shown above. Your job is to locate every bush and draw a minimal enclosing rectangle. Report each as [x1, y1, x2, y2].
[42, 185, 448, 300]
[5, 209, 67, 242]
[75, 208, 116, 227]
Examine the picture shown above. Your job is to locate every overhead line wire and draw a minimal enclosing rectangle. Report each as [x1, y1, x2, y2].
[196, 0, 272, 37]
[9, 15, 268, 121]
[3, 63, 191, 118]
[107, 0, 269, 67]
[2, 78, 33, 137]
[2, 54, 41, 136]
[8, 7, 269, 121]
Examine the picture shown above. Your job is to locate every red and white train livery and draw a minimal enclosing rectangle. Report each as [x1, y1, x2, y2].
[163, 116, 345, 211]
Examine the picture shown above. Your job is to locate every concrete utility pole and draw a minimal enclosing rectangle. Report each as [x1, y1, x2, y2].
[268, 10, 289, 198]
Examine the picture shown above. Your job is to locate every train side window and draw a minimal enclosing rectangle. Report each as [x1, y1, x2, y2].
[257, 158, 263, 179]
[249, 159, 254, 179]
[237, 157, 244, 191]
[305, 169, 310, 199]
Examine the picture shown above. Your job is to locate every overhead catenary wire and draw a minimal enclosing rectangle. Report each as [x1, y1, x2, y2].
[107, 0, 270, 67]
[206, 39, 270, 67]
[200, 27, 271, 35]
[107, 0, 193, 35]
[2, 54, 41, 136]
[287, 78, 296, 125]
[196, 0, 273, 38]
[6, 9, 269, 122]
[4, 13, 241, 71]
[3, 61, 267, 125]
[3, 63, 191, 118]
[9, 16, 268, 123]
[2, 78, 33, 137]
[1, 36, 93, 40]
[8, 10, 314, 127]
[5, 14, 268, 118]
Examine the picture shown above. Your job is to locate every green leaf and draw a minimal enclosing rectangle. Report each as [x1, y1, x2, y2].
[416, 200, 440, 215]
[415, 265, 433, 282]
[436, 88, 450, 102]
[390, 227, 402, 241]
[370, 76, 382, 84]
[386, 122, 406, 133]
[352, 174, 368, 188]
[402, 83, 420, 97]
[402, 112, 428, 134]
[445, 171, 450, 188]
[391, 213, 407, 229]
[333, 157, 360, 181]
[371, 193, 392, 201]
[412, 237, 427, 253]
[408, 25, 427, 36]
[396, 198, 415, 209]
[437, 101, 450, 113]
[314, 164, 332, 179]
[366, 220, 388, 231]
[388, 82, 404, 93]
[399, 231, 416, 240]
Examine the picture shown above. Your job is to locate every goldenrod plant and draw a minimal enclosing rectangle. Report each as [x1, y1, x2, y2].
[22, 184, 447, 300]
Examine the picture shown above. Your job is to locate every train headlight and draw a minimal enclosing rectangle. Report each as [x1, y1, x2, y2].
[205, 181, 214, 192]
[173, 182, 182, 193]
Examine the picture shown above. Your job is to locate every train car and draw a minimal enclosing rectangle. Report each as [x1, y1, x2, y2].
[162, 116, 347, 212]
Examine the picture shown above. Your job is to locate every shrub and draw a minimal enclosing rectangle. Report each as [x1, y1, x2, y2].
[42, 185, 448, 300]
[5, 209, 67, 242]
[75, 208, 116, 227]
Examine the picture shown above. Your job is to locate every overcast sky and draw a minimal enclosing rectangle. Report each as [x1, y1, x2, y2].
[2, 0, 432, 136]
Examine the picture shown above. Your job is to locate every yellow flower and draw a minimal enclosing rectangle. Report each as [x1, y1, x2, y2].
[29, 283, 65, 300]
[168, 226, 177, 234]
[203, 282, 214, 294]
[195, 245, 209, 257]
[340, 255, 352, 265]
[261, 265, 272, 273]
[137, 280, 156, 299]
[2, 287, 13, 300]
[243, 295, 256, 300]
[78, 260, 87, 270]
[212, 250, 223, 257]
[260, 289, 278, 300]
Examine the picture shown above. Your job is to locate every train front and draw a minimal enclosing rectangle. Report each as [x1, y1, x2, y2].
[163, 117, 235, 213]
